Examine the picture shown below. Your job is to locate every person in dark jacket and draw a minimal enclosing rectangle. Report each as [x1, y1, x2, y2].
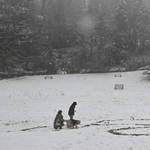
[68, 102, 77, 120]
[54, 110, 64, 129]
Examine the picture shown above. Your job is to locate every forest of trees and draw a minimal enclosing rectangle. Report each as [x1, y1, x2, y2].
[0, 0, 150, 77]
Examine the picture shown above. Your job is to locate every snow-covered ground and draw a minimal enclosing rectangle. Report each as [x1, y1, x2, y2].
[0, 71, 150, 150]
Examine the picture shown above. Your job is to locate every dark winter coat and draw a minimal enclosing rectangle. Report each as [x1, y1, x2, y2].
[68, 103, 76, 116]
[54, 113, 63, 129]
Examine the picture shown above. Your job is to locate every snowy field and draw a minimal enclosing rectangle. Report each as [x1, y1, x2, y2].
[0, 70, 150, 150]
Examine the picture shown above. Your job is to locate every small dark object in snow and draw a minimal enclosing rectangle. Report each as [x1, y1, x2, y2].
[115, 84, 124, 90]
[45, 76, 53, 79]
[114, 74, 122, 77]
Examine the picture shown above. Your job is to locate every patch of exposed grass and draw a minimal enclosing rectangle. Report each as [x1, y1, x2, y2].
[21, 126, 48, 131]
[108, 126, 150, 136]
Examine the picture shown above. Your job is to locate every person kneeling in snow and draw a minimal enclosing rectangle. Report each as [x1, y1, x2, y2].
[54, 110, 64, 129]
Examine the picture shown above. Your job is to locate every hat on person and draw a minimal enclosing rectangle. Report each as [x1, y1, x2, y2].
[58, 110, 62, 114]
[73, 102, 77, 105]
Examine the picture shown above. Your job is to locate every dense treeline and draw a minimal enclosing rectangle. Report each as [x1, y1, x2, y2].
[0, 0, 150, 75]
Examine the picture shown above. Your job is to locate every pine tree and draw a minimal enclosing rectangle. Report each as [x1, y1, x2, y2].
[113, 0, 129, 65]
